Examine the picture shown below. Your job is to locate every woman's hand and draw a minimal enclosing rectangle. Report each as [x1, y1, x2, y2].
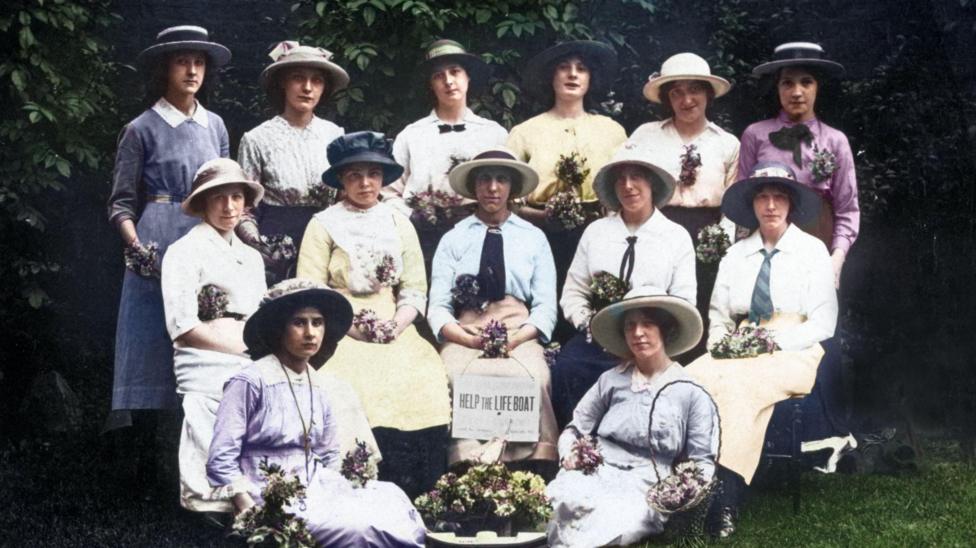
[346, 324, 368, 342]
[514, 204, 548, 228]
[560, 456, 577, 471]
[117, 218, 139, 247]
[506, 324, 540, 353]
[440, 323, 482, 349]
[176, 318, 248, 355]
[830, 249, 846, 289]
[391, 305, 419, 339]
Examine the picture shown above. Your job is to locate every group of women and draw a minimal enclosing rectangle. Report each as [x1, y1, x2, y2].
[107, 24, 858, 546]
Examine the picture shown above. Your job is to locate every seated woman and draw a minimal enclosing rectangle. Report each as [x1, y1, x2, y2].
[428, 148, 558, 470]
[546, 286, 719, 547]
[161, 158, 267, 512]
[297, 132, 451, 498]
[552, 144, 696, 427]
[208, 279, 425, 547]
[685, 162, 838, 536]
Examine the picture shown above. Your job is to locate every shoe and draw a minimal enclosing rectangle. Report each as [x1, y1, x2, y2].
[716, 506, 736, 538]
[802, 433, 858, 473]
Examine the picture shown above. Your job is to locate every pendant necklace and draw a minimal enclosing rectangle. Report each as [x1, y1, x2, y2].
[280, 360, 314, 509]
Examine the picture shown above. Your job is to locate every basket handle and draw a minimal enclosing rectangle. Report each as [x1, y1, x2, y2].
[647, 379, 722, 484]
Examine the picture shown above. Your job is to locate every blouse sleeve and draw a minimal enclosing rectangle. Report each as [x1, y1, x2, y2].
[682, 385, 720, 482]
[237, 131, 262, 183]
[218, 117, 230, 158]
[107, 124, 144, 226]
[381, 133, 411, 216]
[526, 233, 557, 342]
[827, 133, 859, 254]
[427, 230, 459, 342]
[394, 212, 428, 315]
[669, 230, 697, 304]
[207, 375, 261, 495]
[560, 225, 594, 329]
[296, 218, 335, 286]
[557, 375, 611, 457]
[161, 239, 202, 340]
[707, 253, 735, 348]
[736, 124, 759, 183]
[506, 125, 530, 162]
[314, 390, 341, 471]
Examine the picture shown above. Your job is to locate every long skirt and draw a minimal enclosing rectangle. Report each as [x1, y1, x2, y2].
[439, 296, 558, 464]
[550, 331, 619, 429]
[112, 201, 197, 410]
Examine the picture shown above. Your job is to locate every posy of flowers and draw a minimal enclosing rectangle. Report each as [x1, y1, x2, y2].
[259, 234, 297, 263]
[306, 180, 337, 209]
[123, 241, 161, 279]
[646, 460, 713, 515]
[340, 439, 378, 488]
[352, 309, 397, 344]
[568, 429, 603, 475]
[546, 152, 590, 230]
[479, 318, 509, 359]
[407, 184, 465, 226]
[695, 224, 731, 264]
[589, 271, 629, 313]
[678, 144, 702, 186]
[197, 284, 229, 321]
[451, 273, 487, 313]
[232, 459, 315, 548]
[709, 325, 780, 359]
[810, 143, 838, 182]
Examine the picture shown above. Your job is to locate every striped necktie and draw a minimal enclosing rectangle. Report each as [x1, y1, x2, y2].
[749, 248, 779, 324]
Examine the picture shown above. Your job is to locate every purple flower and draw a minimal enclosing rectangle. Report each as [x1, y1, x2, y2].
[646, 460, 711, 514]
[352, 309, 397, 344]
[451, 273, 487, 313]
[307, 180, 337, 209]
[373, 253, 399, 287]
[555, 152, 590, 190]
[340, 439, 377, 488]
[678, 144, 702, 186]
[695, 224, 731, 264]
[570, 432, 603, 475]
[197, 284, 229, 322]
[545, 190, 586, 230]
[232, 459, 315, 547]
[123, 241, 161, 279]
[543, 342, 561, 368]
[259, 234, 297, 263]
[810, 144, 838, 182]
[407, 184, 465, 226]
[709, 325, 781, 359]
[480, 318, 509, 358]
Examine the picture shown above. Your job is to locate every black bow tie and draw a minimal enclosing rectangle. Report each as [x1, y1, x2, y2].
[438, 123, 466, 134]
[769, 124, 813, 167]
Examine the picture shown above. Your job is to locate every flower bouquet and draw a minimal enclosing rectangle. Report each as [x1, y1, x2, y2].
[709, 325, 780, 359]
[340, 439, 378, 488]
[546, 152, 590, 230]
[232, 459, 316, 548]
[695, 223, 731, 264]
[543, 342, 561, 368]
[407, 184, 465, 226]
[197, 284, 229, 321]
[414, 462, 552, 536]
[810, 143, 838, 182]
[678, 144, 702, 186]
[646, 460, 716, 545]
[568, 429, 603, 475]
[451, 274, 487, 314]
[479, 318, 509, 359]
[589, 271, 629, 313]
[306, 180, 337, 209]
[259, 234, 297, 264]
[352, 309, 397, 344]
[123, 241, 161, 279]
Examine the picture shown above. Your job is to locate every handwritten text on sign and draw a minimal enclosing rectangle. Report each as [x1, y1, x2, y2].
[452, 374, 540, 443]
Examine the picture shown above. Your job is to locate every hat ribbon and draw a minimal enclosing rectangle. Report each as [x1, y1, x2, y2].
[768, 124, 813, 168]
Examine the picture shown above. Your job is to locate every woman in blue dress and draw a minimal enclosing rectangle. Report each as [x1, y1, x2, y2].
[105, 25, 231, 476]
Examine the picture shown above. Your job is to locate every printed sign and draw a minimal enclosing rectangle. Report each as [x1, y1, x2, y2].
[452, 374, 540, 443]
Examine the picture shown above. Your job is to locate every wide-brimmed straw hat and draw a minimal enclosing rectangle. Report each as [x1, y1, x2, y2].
[244, 279, 353, 368]
[643, 52, 731, 103]
[592, 142, 676, 210]
[721, 162, 821, 229]
[259, 41, 350, 97]
[448, 147, 538, 200]
[752, 42, 844, 77]
[591, 286, 702, 359]
[321, 131, 404, 189]
[417, 39, 490, 91]
[522, 40, 618, 100]
[182, 158, 264, 216]
[138, 25, 231, 67]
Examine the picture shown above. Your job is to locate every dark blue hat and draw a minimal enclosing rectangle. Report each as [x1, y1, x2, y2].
[321, 131, 404, 189]
[721, 162, 822, 229]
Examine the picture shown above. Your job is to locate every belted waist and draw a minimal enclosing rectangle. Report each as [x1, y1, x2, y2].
[145, 193, 186, 204]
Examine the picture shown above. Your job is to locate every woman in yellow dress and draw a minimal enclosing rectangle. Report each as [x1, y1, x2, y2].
[297, 131, 451, 498]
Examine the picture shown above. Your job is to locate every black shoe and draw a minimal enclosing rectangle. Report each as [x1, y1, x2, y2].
[716, 506, 737, 538]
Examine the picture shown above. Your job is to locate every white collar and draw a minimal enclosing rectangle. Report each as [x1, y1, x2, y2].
[743, 223, 802, 256]
[427, 108, 477, 125]
[614, 361, 683, 393]
[611, 208, 666, 234]
[152, 97, 210, 129]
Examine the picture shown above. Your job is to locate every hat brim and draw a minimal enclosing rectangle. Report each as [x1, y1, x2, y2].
[721, 176, 822, 229]
[592, 159, 676, 210]
[591, 294, 703, 358]
[417, 53, 491, 92]
[523, 41, 618, 100]
[260, 59, 351, 97]
[243, 288, 353, 368]
[642, 74, 731, 103]
[752, 59, 845, 77]
[321, 153, 404, 189]
[181, 179, 265, 216]
[448, 158, 539, 200]
[138, 41, 232, 68]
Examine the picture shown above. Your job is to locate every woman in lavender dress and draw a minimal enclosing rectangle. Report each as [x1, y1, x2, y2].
[208, 279, 426, 547]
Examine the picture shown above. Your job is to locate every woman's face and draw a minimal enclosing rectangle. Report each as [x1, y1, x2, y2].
[280, 306, 326, 363]
[551, 55, 590, 103]
[667, 79, 709, 126]
[473, 167, 514, 215]
[623, 309, 666, 361]
[614, 165, 654, 217]
[166, 51, 207, 98]
[202, 184, 247, 236]
[282, 67, 327, 116]
[429, 62, 470, 107]
[777, 67, 819, 122]
[340, 162, 384, 209]
[752, 184, 792, 235]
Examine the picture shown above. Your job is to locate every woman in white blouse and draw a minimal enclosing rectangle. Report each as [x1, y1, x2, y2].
[550, 144, 696, 428]
[161, 158, 267, 512]
[237, 41, 349, 281]
[685, 162, 837, 537]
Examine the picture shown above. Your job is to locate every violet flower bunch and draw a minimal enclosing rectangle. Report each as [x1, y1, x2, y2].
[646, 461, 712, 515]
[306, 180, 337, 209]
[259, 234, 297, 263]
[545, 190, 586, 230]
[123, 241, 161, 279]
[373, 253, 400, 287]
[451, 274, 487, 313]
[232, 460, 315, 548]
[555, 151, 590, 190]
[352, 309, 397, 344]
[709, 325, 781, 359]
[569, 431, 604, 475]
[197, 284, 229, 322]
[678, 144, 702, 186]
[479, 318, 509, 359]
[340, 439, 377, 488]
[810, 144, 838, 182]
[407, 184, 464, 226]
[543, 342, 562, 368]
[589, 271, 629, 313]
[695, 224, 731, 264]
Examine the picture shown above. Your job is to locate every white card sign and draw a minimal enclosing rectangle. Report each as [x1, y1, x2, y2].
[452, 374, 540, 443]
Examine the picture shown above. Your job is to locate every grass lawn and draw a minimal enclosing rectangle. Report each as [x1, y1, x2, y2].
[2, 430, 973, 547]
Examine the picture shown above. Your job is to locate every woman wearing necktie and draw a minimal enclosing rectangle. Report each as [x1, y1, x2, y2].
[685, 163, 838, 537]
[550, 144, 696, 428]
[737, 42, 858, 289]
[428, 148, 559, 474]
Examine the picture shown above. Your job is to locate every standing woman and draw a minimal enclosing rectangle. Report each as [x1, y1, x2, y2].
[106, 25, 230, 462]
[237, 41, 349, 281]
[738, 42, 858, 288]
[507, 41, 627, 297]
[297, 132, 451, 499]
